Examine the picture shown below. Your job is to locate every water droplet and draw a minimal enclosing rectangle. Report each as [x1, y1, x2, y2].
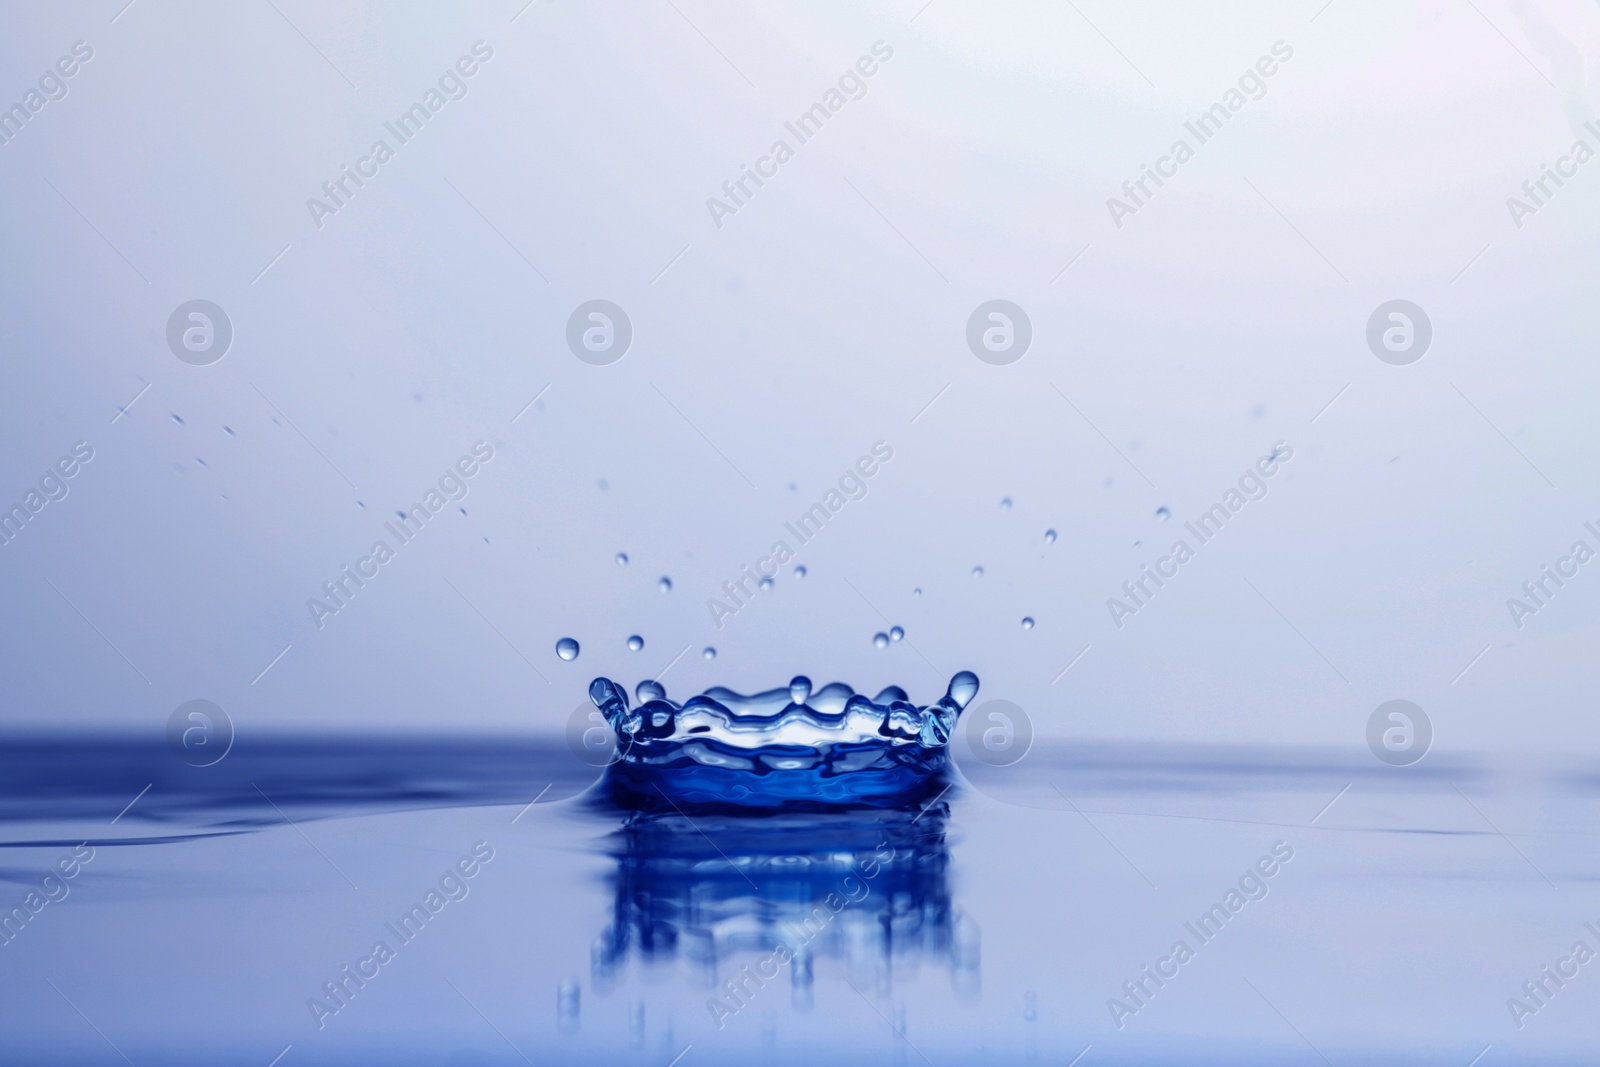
[588, 677, 627, 712]
[972, 566, 984, 578]
[636, 679, 665, 703]
[555, 638, 580, 661]
[615, 552, 628, 566]
[1021, 616, 1035, 629]
[626, 635, 644, 651]
[702, 646, 717, 660]
[789, 676, 812, 705]
[657, 576, 672, 593]
[557, 980, 580, 1034]
[222, 425, 235, 437]
[1044, 529, 1057, 543]
[195, 457, 206, 467]
[1155, 506, 1171, 522]
[873, 632, 890, 648]
[629, 1000, 645, 1051]
[794, 565, 807, 579]
[890, 626, 904, 641]
[1000, 497, 1012, 510]
[170, 413, 184, 425]
[946, 671, 980, 710]
[759, 577, 773, 590]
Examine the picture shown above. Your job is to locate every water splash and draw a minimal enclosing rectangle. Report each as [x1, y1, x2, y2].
[587, 671, 979, 812]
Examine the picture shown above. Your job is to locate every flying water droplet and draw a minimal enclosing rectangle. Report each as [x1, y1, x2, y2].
[890, 626, 904, 641]
[615, 552, 628, 565]
[873, 632, 890, 648]
[555, 638, 580, 661]
[1000, 497, 1012, 510]
[636, 679, 665, 703]
[789, 676, 812, 705]
[972, 566, 984, 578]
[627, 635, 644, 651]
[794, 565, 807, 579]
[759, 577, 773, 590]
[1021, 616, 1035, 629]
[702, 646, 717, 660]
[1156, 506, 1171, 522]
[170, 413, 184, 425]
[1044, 529, 1057, 543]
[913, 587, 922, 597]
[222, 425, 235, 437]
[658, 576, 672, 593]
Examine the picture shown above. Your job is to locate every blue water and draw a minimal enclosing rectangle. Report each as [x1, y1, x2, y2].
[589, 672, 978, 812]
[3, 735, 1598, 1064]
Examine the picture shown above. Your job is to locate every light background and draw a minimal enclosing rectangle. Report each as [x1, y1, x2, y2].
[1, 0, 1597, 760]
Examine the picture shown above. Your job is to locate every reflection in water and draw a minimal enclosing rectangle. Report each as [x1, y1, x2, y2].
[593, 804, 977, 1013]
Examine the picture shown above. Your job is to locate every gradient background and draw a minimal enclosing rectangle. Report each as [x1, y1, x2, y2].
[5, 0, 1599, 755]
[5, 2, 1600, 1064]
[3, 0, 1599, 752]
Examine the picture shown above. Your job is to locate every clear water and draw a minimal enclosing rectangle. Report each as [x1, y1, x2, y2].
[4, 735, 1595, 1064]
[586, 672, 976, 812]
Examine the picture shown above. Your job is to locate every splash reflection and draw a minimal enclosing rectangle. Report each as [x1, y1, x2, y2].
[593, 804, 977, 1012]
